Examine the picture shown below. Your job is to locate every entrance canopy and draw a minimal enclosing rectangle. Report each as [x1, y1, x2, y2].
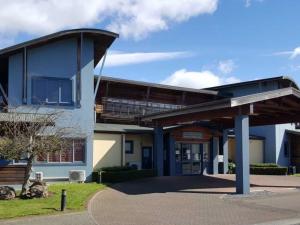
[140, 87, 300, 128]
[141, 87, 300, 195]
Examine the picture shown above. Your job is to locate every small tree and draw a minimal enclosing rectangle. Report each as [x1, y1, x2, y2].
[0, 108, 71, 197]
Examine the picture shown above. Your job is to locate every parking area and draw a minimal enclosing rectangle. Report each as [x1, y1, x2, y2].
[89, 175, 300, 225]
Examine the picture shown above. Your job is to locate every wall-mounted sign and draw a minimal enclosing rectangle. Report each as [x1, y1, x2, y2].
[182, 132, 203, 139]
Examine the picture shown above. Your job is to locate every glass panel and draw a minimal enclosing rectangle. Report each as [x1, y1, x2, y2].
[192, 162, 201, 174]
[61, 140, 73, 162]
[36, 152, 47, 162]
[46, 79, 59, 103]
[48, 151, 60, 162]
[181, 144, 191, 161]
[60, 79, 72, 104]
[125, 141, 133, 154]
[192, 144, 200, 161]
[203, 143, 210, 163]
[175, 143, 181, 162]
[32, 78, 47, 104]
[74, 139, 85, 162]
[182, 162, 192, 175]
[143, 148, 150, 157]
[32, 77, 73, 105]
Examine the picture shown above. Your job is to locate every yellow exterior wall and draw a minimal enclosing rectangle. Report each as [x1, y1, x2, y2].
[228, 138, 264, 164]
[93, 133, 122, 170]
[125, 134, 153, 168]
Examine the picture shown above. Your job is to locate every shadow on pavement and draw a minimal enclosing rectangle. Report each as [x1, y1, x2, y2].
[109, 175, 236, 195]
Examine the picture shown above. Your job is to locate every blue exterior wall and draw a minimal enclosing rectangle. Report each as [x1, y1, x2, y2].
[219, 81, 280, 97]
[8, 53, 23, 105]
[250, 125, 276, 163]
[275, 123, 295, 166]
[7, 37, 95, 180]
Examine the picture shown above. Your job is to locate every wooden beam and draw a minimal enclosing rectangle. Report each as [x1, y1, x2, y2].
[155, 105, 252, 127]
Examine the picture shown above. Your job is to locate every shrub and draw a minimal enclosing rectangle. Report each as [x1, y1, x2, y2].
[250, 163, 278, 168]
[228, 162, 236, 174]
[93, 169, 157, 183]
[99, 166, 136, 172]
[226, 163, 287, 175]
[250, 166, 287, 175]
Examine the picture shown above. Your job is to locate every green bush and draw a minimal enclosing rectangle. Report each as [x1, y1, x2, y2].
[250, 166, 287, 175]
[228, 162, 236, 174]
[99, 166, 136, 172]
[250, 163, 278, 168]
[226, 163, 286, 175]
[92, 169, 157, 183]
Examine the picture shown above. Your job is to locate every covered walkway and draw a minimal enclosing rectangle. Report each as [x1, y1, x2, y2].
[141, 87, 300, 194]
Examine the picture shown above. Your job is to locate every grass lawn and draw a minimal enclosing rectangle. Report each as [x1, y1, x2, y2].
[0, 183, 105, 219]
[293, 174, 300, 177]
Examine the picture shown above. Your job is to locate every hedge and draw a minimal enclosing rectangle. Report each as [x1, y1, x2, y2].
[250, 163, 278, 168]
[99, 166, 136, 172]
[226, 163, 288, 175]
[250, 166, 287, 175]
[92, 169, 157, 183]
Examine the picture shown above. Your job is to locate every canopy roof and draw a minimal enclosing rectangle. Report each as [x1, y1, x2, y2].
[141, 87, 300, 128]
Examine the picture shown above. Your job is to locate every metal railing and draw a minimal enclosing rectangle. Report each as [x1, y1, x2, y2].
[98, 97, 183, 119]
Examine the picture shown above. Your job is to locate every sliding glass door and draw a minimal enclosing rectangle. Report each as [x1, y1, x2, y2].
[175, 143, 204, 175]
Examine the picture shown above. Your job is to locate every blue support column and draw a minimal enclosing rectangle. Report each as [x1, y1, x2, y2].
[223, 130, 229, 174]
[235, 115, 250, 194]
[212, 137, 219, 174]
[154, 127, 164, 176]
[168, 134, 176, 176]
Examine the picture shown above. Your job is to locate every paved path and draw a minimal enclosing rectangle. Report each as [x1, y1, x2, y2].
[1, 175, 300, 225]
[0, 211, 96, 225]
[89, 175, 300, 225]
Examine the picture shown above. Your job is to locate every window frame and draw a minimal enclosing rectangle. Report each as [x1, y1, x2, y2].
[125, 140, 134, 154]
[31, 76, 74, 106]
[34, 138, 86, 164]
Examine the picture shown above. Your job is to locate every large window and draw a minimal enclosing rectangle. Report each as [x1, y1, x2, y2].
[36, 139, 85, 163]
[32, 77, 73, 105]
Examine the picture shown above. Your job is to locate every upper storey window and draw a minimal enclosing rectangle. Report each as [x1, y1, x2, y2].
[31, 77, 73, 105]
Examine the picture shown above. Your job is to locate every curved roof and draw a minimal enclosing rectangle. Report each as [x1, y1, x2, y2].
[0, 28, 119, 66]
[99, 75, 220, 96]
[205, 76, 299, 91]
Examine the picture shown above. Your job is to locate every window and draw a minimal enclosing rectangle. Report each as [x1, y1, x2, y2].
[32, 77, 73, 105]
[125, 140, 134, 154]
[36, 138, 86, 163]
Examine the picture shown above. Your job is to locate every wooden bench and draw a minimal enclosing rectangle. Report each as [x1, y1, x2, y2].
[0, 165, 26, 185]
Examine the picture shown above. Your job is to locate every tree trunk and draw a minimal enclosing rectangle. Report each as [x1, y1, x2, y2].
[21, 154, 34, 197]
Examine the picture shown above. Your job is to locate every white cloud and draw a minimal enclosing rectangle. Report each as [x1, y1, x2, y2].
[273, 47, 300, 59]
[245, 0, 264, 8]
[218, 59, 236, 74]
[290, 47, 300, 59]
[0, 0, 218, 44]
[245, 0, 251, 7]
[104, 51, 191, 67]
[160, 69, 240, 89]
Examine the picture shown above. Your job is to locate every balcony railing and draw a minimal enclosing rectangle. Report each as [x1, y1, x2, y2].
[97, 97, 183, 120]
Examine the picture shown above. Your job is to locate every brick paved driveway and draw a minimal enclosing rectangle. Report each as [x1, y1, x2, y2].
[89, 175, 300, 225]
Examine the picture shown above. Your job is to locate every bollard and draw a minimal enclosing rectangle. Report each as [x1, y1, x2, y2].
[61, 189, 67, 211]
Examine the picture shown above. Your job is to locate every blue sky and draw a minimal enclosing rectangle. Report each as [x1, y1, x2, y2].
[1, 0, 300, 88]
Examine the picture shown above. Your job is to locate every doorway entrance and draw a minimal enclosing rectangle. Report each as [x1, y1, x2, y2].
[175, 143, 209, 175]
[142, 147, 153, 169]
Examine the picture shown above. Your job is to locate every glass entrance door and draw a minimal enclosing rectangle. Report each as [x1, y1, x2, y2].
[176, 143, 202, 175]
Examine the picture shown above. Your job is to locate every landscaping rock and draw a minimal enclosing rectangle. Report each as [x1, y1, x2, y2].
[29, 181, 48, 198]
[0, 186, 16, 200]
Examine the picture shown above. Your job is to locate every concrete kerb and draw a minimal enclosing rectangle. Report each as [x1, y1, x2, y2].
[87, 189, 106, 225]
